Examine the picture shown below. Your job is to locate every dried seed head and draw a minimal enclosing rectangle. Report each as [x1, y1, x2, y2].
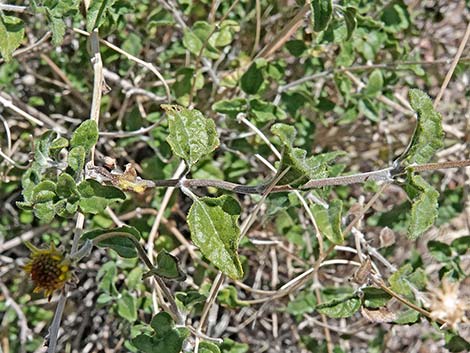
[429, 280, 469, 330]
[23, 242, 72, 300]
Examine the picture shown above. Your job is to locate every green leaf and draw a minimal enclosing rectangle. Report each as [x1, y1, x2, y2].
[427, 240, 452, 262]
[343, 7, 357, 40]
[389, 263, 427, 297]
[199, 341, 221, 353]
[117, 291, 137, 322]
[271, 123, 343, 186]
[405, 173, 439, 240]
[77, 179, 126, 214]
[220, 339, 249, 353]
[364, 69, 383, 96]
[445, 333, 470, 352]
[56, 173, 78, 198]
[187, 195, 243, 279]
[249, 98, 286, 122]
[68, 146, 86, 174]
[71, 120, 99, 153]
[32, 180, 57, 203]
[218, 285, 248, 309]
[86, 0, 118, 32]
[176, 291, 207, 308]
[405, 89, 444, 164]
[81, 225, 141, 258]
[240, 59, 266, 95]
[212, 98, 247, 119]
[393, 309, 420, 324]
[49, 137, 69, 159]
[0, 15, 24, 62]
[311, 199, 343, 244]
[183, 29, 203, 54]
[317, 288, 360, 318]
[310, 0, 333, 32]
[162, 104, 219, 166]
[34, 200, 56, 222]
[182, 21, 219, 58]
[451, 236, 470, 255]
[132, 312, 189, 353]
[153, 251, 186, 281]
[362, 287, 391, 308]
[48, 14, 66, 46]
[34, 130, 60, 169]
[150, 312, 173, 335]
[285, 290, 317, 315]
[97, 261, 119, 296]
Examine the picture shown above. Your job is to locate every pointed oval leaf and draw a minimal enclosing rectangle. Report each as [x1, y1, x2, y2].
[162, 104, 219, 166]
[77, 179, 126, 214]
[81, 225, 141, 258]
[71, 120, 99, 153]
[154, 251, 187, 281]
[271, 123, 344, 186]
[311, 199, 343, 244]
[0, 15, 25, 62]
[187, 195, 243, 279]
[86, 0, 118, 32]
[316, 294, 360, 318]
[405, 173, 439, 240]
[117, 291, 137, 322]
[405, 89, 444, 164]
[310, 0, 333, 32]
[362, 287, 392, 308]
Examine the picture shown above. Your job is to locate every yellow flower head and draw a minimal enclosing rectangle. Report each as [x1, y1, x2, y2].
[23, 242, 72, 299]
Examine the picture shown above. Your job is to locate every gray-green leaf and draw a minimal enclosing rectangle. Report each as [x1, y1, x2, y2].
[317, 288, 360, 318]
[310, 0, 333, 32]
[162, 104, 219, 166]
[364, 69, 383, 96]
[78, 179, 126, 214]
[71, 120, 99, 153]
[81, 225, 141, 258]
[389, 263, 427, 297]
[187, 195, 243, 279]
[405, 173, 439, 240]
[0, 15, 24, 62]
[405, 89, 444, 165]
[86, 0, 118, 32]
[117, 291, 137, 322]
[311, 199, 343, 244]
[271, 123, 343, 186]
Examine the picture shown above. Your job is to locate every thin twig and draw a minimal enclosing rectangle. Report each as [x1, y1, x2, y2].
[434, 22, 470, 108]
[147, 161, 186, 316]
[47, 30, 104, 353]
[73, 28, 171, 102]
[0, 3, 28, 12]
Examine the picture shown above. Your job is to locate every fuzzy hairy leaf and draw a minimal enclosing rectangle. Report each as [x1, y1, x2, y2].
[0, 15, 24, 62]
[311, 199, 343, 244]
[86, 0, 118, 32]
[271, 123, 343, 186]
[77, 179, 126, 214]
[162, 104, 219, 166]
[389, 263, 427, 297]
[187, 195, 243, 279]
[405, 89, 444, 164]
[317, 288, 360, 318]
[70, 120, 99, 153]
[405, 173, 439, 240]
